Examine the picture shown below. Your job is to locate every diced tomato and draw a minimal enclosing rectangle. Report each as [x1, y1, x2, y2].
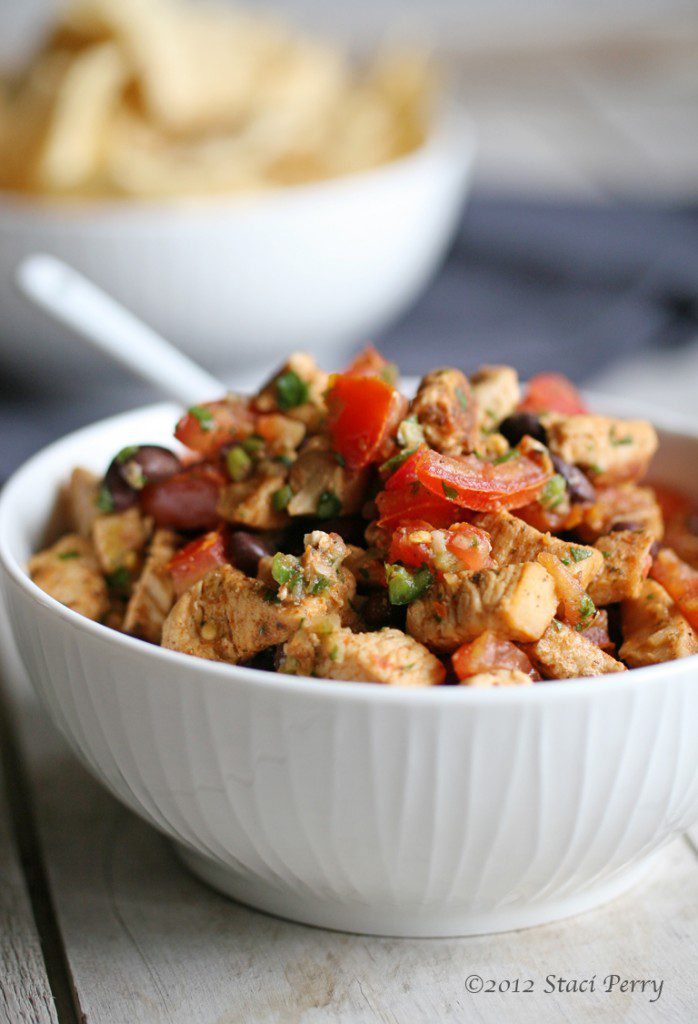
[537, 551, 586, 627]
[175, 397, 255, 457]
[415, 445, 553, 512]
[446, 523, 493, 570]
[518, 373, 588, 415]
[345, 344, 397, 383]
[384, 446, 427, 490]
[376, 481, 460, 531]
[389, 519, 492, 573]
[452, 631, 539, 682]
[650, 548, 698, 630]
[327, 373, 407, 470]
[388, 519, 434, 568]
[168, 529, 229, 596]
[140, 464, 225, 531]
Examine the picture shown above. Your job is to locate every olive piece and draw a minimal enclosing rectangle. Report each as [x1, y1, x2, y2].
[228, 531, 274, 577]
[104, 445, 182, 511]
[499, 412, 547, 447]
[550, 454, 596, 504]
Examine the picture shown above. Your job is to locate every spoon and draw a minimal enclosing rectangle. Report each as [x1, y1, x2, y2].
[15, 254, 225, 407]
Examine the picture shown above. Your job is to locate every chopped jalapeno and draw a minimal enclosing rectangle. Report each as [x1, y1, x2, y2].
[570, 547, 592, 562]
[96, 483, 115, 513]
[115, 445, 139, 464]
[272, 484, 292, 512]
[316, 490, 342, 519]
[271, 552, 302, 588]
[188, 405, 214, 431]
[380, 447, 417, 477]
[442, 482, 458, 500]
[492, 449, 519, 465]
[226, 445, 252, 482]
[275, 370, 308, 410]
[385, 563, 433, 606]
[540, 473, 566, 510]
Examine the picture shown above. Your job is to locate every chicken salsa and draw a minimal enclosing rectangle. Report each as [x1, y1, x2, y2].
[30, 348, 698, 686]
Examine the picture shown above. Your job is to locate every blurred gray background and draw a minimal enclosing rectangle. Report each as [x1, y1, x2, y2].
[1, 0, 697, 477]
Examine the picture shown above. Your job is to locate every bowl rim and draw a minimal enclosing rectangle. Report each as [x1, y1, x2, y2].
[0, 105, 476, 222]
[2, 391, 697, 706]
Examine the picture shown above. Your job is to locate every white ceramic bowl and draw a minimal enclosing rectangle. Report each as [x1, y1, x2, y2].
[0, 114, 474, 378]
[1, 395, 698, 937]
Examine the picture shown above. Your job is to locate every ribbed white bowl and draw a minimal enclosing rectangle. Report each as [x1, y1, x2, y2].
[1, 397, 697, 936]
[0, 114, 474, 378]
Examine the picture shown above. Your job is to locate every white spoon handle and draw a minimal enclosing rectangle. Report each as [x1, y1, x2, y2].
[16, 254, 225, 407]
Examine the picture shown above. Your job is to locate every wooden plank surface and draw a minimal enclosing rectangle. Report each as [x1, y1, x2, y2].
[0, 703, 58, 1024]
[2, 631, 697, 1024]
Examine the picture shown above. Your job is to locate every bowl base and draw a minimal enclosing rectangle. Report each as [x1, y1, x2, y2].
[174, 843, 655, 938]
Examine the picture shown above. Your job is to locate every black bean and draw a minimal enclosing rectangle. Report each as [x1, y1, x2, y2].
[551, 454, 596, 504]
[499, 412, 547, 447]
[104, 445, 182, 511]
[228, 531, 274, 576]
[361, 591, 406, 631]
[609, 520, 643, 533]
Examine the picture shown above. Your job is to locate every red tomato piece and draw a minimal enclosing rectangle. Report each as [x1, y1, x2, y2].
[168, 529, 229, 596]
[376, 482, 460, 531]
[140, 464, 225, 531]
[388, 520, 436, 568]
[452, 631, 539, 682]
[174, 397, 255, 457]
[327, 373, 406, 470]
[345, 344, 397, 382]
[518, 373, 588, 415]
[384, 446, 427, 490]
[389, 520, 492, 573]
[446, 523, 493, 570]
[650, 548, 698, 630]
[415, 447, 552, 512]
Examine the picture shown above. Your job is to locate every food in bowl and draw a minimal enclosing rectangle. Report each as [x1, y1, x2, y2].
[28, 347, 698, 686]
[0, 0, 432, 199]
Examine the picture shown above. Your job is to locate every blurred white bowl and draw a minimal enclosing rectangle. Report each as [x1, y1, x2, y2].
[1, 393, 697, 936]
[0, 112, 475, 377]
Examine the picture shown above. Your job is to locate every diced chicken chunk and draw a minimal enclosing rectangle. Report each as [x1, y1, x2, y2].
[287, 437, 369, 517]
[460, 669, 532, 687]
[217, 469, 288, 530]
[280, 623, 445, 686]
[474, 510, 603, 589]
[162, 532, 356, 664]
[65, 467, 100, 537]
[407, 562, 557, 652]
[577, 484, 664, 542]
[91, 507, 151, 579]
[620, 579, 698, 667]
[543, 414, 658, 486]
[122, 529, 178, 643]
[524, 620, 626, 678]
[29, 535, 109, 622]
[162, 565, 298, 663]
[588, 530, 654, 605]
[409, 368, 478, 454]
[470, 365, 520, 433]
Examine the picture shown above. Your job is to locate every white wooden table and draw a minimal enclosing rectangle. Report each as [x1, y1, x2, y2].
[2, 628, 697, 1024]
